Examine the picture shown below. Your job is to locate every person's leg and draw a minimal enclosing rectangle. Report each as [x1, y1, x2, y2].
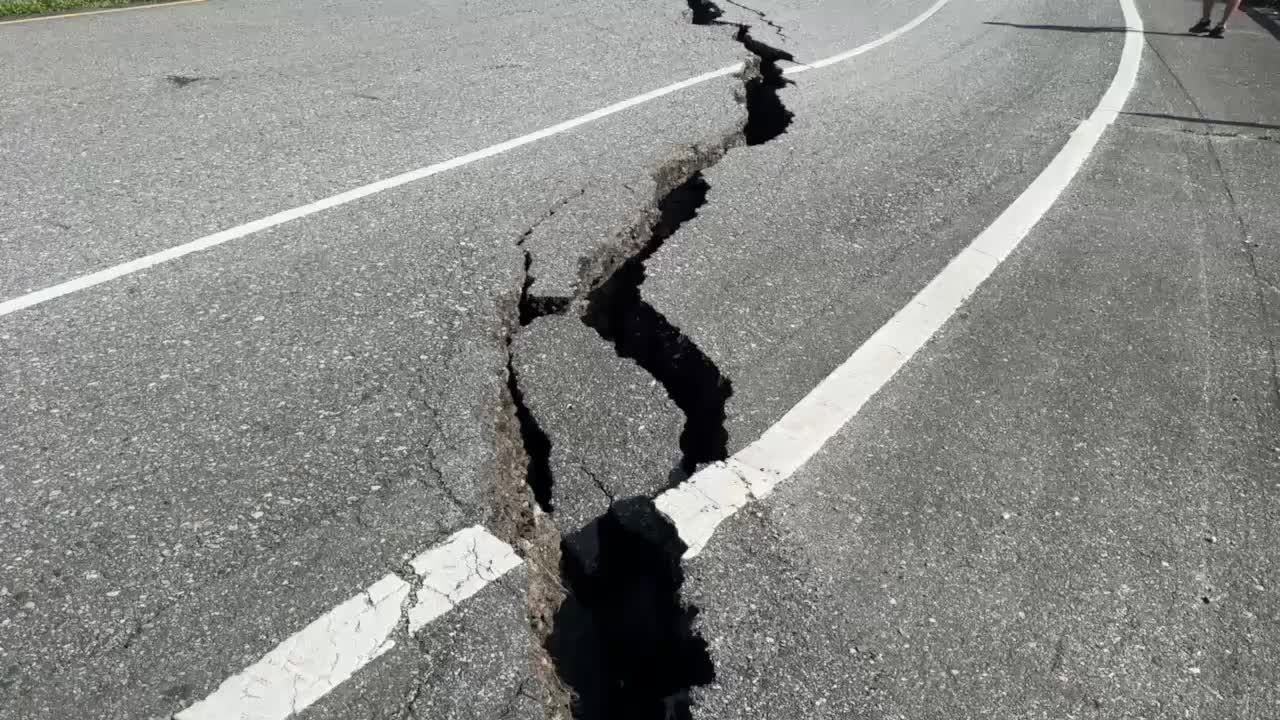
[1190, 0, 1214, 32]
[1207, 0, 1241, 36]
[1219, 0, 1242, 25]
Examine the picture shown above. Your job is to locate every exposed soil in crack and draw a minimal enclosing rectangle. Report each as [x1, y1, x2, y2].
[496, 297, 574, 718]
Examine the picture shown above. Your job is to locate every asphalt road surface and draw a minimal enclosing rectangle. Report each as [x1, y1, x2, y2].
[1, 0, 1277, 718]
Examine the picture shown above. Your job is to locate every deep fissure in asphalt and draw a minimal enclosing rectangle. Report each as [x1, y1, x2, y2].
[505, 342, 556, 512]
[686, 0, 796, 144]
[686, 0, 724, 25]
[548, 498, 714, 720]
[518, 191, 581, 327]
[501, 4, 796, 716]
[734, 27, 795, 144]
[519, 249, 572, 326]
[581, 172, 732, 483]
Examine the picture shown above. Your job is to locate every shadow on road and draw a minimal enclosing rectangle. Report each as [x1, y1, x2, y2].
[983, 20, 1195, 38]
[1121, 110, 1280, 132]
[1244, 2, 1280, 43]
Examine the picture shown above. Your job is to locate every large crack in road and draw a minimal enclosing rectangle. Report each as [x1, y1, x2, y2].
[496, 3, 797, 717]
[581, 171, 731, 486]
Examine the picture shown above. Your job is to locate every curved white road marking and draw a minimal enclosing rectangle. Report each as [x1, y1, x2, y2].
[0, 0, 955, 320]
[658, 0, 1145, 557]
[785, 0, 951, 74]
[169, 6, 957, 719]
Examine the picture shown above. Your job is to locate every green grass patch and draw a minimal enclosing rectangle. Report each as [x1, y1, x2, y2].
[0, 0, 181, 18]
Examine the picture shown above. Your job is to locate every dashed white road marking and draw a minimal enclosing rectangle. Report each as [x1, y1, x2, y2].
[175, 525, 520, 720]
[0, 0, 955, 320]
[657, 0, 1145, 558]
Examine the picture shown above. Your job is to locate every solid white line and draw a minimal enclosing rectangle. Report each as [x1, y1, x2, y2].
[658, 0, 1145, 557]
[784, 0, 952, 74]
[175, 525, 521, 720]
[0, 0, 206, 27]
[0, 0, 956, 320]
[0, 64, 741, 319]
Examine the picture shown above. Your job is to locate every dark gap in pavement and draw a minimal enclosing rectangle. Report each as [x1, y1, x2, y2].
[535, 9, 797, 718]
[685, 0, 723, 25]
[505, 348, 556, 512]
[519, 251, 571, 326]
[517, 192, 583, 326]
[735, 26, 795, 144]
[583, 278, 733, 483]
[644, 171, 713, 264]
[685, 0, 798, 146]
[1120, 111, 1280, 133]
[548, 498, 714, 720]
[165, 75, 208, 88]
[520, 295, 572, 325]
[582, 173, 733, 482]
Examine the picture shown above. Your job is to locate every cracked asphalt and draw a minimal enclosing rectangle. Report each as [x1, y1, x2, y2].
[2, 0, 1279, 718]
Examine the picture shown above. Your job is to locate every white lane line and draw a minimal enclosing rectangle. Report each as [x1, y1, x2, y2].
[175, 525, 521, 720]
[0, 65, 740, 319]
[658, 0, 1145, 558]
[784, 0, 951, 74]
[0, 0, 956, 320]
[0, 0, 206, 26]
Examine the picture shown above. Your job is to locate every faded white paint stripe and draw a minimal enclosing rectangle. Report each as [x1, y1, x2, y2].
[660, 0, 1145, 558]
[0, 0, 956, 320]
[175, 525, 521, 720]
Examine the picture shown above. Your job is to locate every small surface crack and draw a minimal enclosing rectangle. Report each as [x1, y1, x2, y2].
[1144, 36, 1280, 414]
[1121, 121, 1280, 145]
[578, 462, 616, 504]
[723, 0, 789, 39]
[496, 677, 539, 720]
[413, 389, 470, 511]
[165, 74, 210, 88]
[384, 559, 439, 720]
[506, 342, 556, 512]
